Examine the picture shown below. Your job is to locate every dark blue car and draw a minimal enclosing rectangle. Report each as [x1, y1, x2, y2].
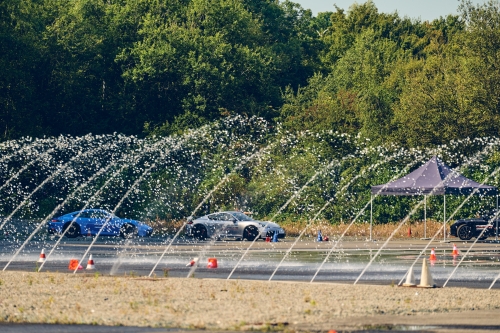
[47, 209, 153, 238]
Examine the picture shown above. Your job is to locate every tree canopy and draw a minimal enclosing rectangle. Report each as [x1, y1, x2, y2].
[2, 0, 500, 146]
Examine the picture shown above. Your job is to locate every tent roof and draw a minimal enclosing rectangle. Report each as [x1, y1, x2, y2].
[371, 156, 497, 196]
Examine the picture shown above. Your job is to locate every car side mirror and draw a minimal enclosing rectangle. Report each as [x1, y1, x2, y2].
[232, 219, 237, 223]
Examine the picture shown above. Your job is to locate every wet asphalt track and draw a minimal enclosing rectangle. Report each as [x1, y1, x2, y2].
[1, 235, 500, 288]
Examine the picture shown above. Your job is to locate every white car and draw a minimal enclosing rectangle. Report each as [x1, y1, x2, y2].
[186, 211, 286, 241]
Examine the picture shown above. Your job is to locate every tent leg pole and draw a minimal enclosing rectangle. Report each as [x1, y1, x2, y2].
[496, 195, 498, 241]
[370, 195, 373, 242]
[424, 195, 427, 239]
[443, 195, 446, 242]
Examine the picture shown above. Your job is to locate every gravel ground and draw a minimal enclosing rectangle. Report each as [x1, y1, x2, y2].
[0, 271, 499, 331]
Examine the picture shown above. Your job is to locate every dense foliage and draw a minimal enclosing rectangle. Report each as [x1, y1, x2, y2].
[1, 0, 317, 138]
[2, 0, 500, 145]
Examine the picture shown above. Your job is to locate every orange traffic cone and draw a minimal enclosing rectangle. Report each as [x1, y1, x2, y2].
[207, 258, 218, 268]
[186, 257, 199, 267]
[86, 255, 95, 270]
[408, 225, 412, 237]
[68, 259, 79, 270]
[68, 259, 83, 270]
[429, 248, 437, 261]
[452, 243, 459, 256]
[37, 249, 46, 263]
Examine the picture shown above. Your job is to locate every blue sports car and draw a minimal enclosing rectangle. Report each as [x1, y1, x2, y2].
[47, 209, 153, 238]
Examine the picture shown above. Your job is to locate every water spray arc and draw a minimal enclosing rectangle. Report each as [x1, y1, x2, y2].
[309, 151, 423, 283]
[268, 159, 341, 221]
[0, 140, 40, 165]
[226, 155, 345, 281]
[104, 162, 163, 275]
[40, 135, 177, 272]
[88, 116, 272, 276]
[0, 153, 80, 231]
[0, 136, 56, 166]
[0, 149, 56, 194]
[268, 148, 412, 282]
[37, 161, 125, 272]
[148, 141, 276, 278]
[0, 135, 137, 231]
[1, 136, 142, 271]
[3, 158, 122, 271]
[75, 136, 189, 274]
[107, 128, 228, 275]
[489, 257, 500, 289]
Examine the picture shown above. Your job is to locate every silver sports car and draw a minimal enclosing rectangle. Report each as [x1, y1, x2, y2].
[186, 211, 286, 241]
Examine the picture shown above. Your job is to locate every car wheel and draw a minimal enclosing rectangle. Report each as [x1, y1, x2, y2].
[457, 224, 473, 241]
[243, 226, 259, 241]
[120, 224, 137, 239]
[192, 224, 207, 241]
[64, 223, 80, 238]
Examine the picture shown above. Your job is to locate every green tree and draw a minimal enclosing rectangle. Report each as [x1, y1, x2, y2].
[456, 0, 500, 137]
[391, 1, 500, 146]
[0, 0, 48, 139]
[41, 0, 142, 135]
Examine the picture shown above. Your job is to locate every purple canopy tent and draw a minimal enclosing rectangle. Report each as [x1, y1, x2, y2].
[370, 156, 498, 241]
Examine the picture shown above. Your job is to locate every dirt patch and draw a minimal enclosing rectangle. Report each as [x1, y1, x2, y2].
[0, 271, 499, 330]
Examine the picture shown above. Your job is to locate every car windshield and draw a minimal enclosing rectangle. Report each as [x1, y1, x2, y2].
[232, 212, 254, 221]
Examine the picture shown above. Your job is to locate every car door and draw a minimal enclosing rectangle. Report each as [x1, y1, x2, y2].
[74, 211, 91, 234]
[215, 213, 237, 238]
[105, 212, 121, 235]
[206, 213, 221, 237]
[223, 213, 240, 238]
[90, 210, 112, 235]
